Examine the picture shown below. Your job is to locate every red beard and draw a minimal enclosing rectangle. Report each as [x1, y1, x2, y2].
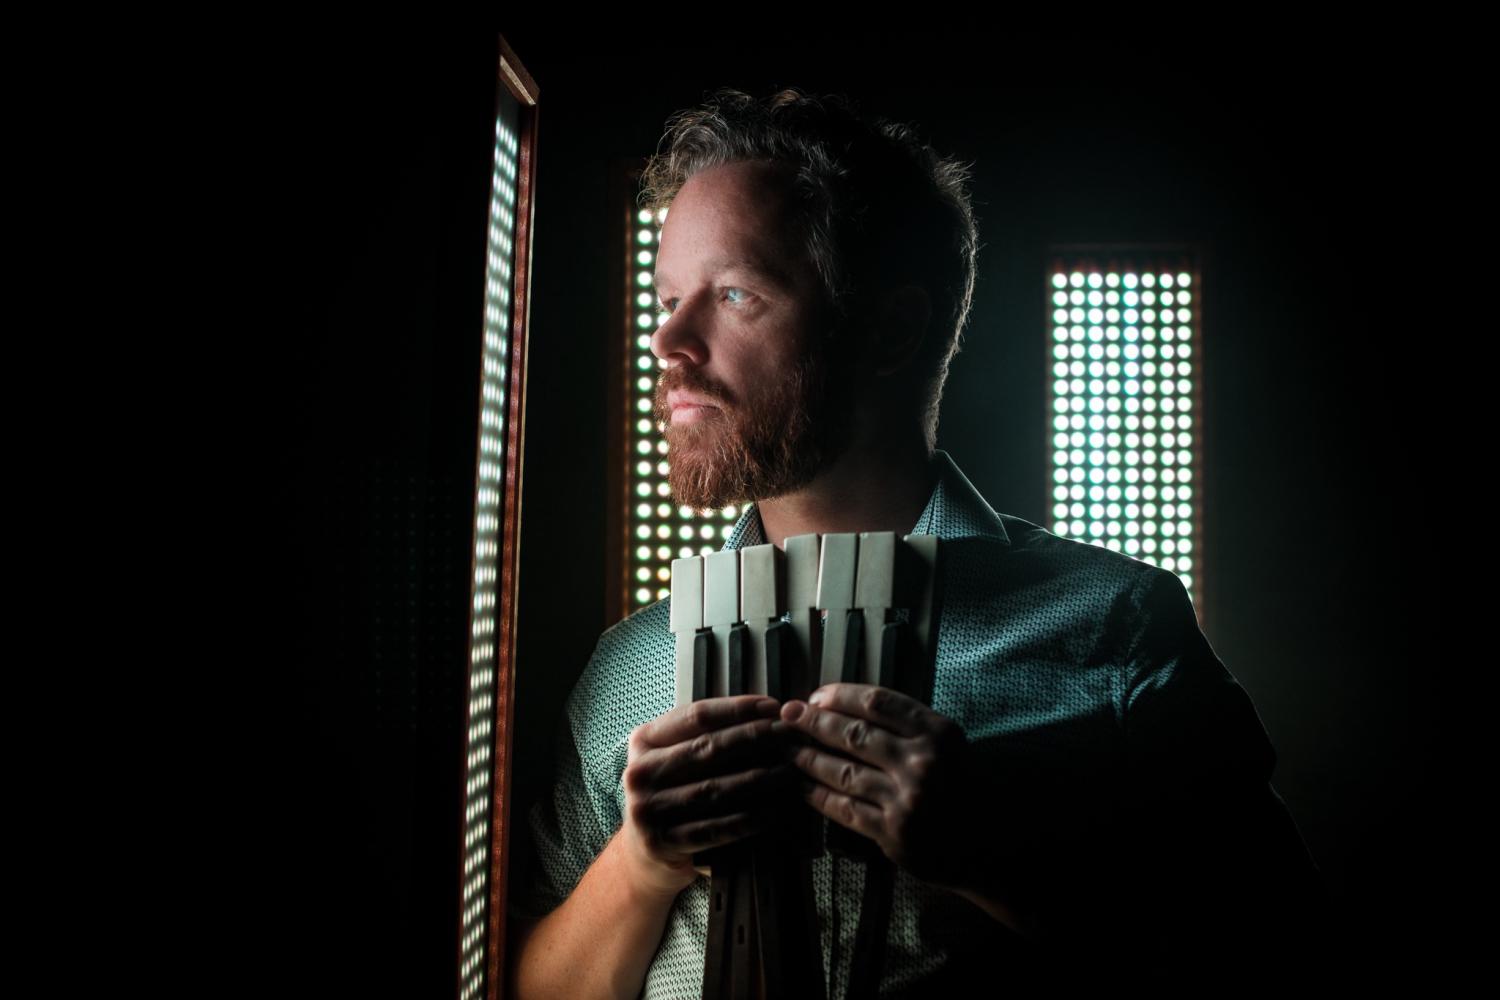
[653, 336, 854, 511]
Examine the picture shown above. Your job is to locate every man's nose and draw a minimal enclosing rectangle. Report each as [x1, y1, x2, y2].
[650, 299, 709, 368]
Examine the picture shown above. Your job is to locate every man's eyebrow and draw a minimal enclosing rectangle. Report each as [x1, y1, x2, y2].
[654, 253, 795, 293]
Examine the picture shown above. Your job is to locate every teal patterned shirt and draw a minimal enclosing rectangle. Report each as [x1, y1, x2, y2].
[514, 449, 1322, 995]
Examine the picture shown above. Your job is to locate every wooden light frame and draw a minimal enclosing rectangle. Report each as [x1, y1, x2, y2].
[455, 33, 537, 1000]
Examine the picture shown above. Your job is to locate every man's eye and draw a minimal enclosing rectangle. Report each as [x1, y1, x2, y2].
[724, 287, 748, 305]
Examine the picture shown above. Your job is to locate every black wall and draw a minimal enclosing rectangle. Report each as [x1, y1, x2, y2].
[266, 27, 1422, 996]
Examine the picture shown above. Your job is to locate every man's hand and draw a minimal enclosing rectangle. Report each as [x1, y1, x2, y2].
[621, 695, 799, 900]
[778, 683, 971, 886]
[778, 682, 1037, 936]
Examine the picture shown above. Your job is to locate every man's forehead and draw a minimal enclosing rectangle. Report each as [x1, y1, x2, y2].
[654, 162, 805, 289]
[684, 157, 795, 203]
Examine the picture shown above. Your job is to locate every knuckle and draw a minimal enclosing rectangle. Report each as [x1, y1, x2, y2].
[692, 777, 720, 804]
[687, 701, 710, 732]
[623, 760, 649, 793]
[906, 749, 936, 783]
[631, 721, 663, 759]
[840, 798, 859, 826]
[689, 733, 714, 761]
[845, 720, 869, 749]
[862, 687, 888, 714]
[838, 761, 857, 792]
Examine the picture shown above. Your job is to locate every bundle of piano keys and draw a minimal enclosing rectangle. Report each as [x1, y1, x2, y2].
[669, 531, 944, 1000]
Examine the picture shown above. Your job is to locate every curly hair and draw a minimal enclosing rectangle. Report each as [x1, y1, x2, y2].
[639, 87, 980, 449]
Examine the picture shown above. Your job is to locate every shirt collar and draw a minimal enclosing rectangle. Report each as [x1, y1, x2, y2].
[720, 449, 1010, 551]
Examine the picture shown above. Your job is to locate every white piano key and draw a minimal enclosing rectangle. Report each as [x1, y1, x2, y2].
[816, 533, 858, 687]
[739, 543, 781, 696]
[785, 534, 821, 700]
[703, 550, 740, 697]
[901, 534, 940, 663]
[670, 556, 704, 708]
[855, 532, 897, 686]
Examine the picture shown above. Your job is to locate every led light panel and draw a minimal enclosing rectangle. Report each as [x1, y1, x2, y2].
[1047, 261, 1201, 606]
[626, 208, 741, 615]
[457, 92, 520, 1000]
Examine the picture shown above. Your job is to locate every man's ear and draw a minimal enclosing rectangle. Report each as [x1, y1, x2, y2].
[870, 285, 932, 377]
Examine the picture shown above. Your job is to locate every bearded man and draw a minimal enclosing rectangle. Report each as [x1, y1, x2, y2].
[508, 88, 1325, 999]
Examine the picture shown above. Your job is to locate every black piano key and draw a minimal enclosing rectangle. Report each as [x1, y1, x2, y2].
[727, 623, 747, 697]
[841, 608, 864, 684]
[693, 630, 710, 702]
[879, 620, 905, 690]
[765, 620, 787, 701]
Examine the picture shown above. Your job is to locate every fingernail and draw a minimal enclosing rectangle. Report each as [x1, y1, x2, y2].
[783, 701, 805, 722]
[808, 689, 827, 706]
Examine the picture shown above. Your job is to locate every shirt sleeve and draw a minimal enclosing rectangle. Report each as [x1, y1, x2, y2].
[1114, 566, 1328, 976]
[507, 650, 624, 924]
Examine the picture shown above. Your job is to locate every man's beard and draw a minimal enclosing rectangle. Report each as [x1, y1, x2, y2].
[653, 339, 855, 512]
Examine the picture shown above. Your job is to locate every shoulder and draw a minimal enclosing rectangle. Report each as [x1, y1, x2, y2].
[935, 514, 1164, 701]
[1002, 511, 1151, 573]
[562, 598, 677, 773]
[953, 510, 1156, 609]
[591, 596, 674, 670]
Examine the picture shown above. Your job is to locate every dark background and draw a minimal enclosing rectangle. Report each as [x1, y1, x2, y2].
[259, 26, 1424, 996]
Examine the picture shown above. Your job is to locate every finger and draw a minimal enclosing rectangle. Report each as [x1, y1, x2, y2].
[806, 683, 933, 739]
[800, 778, 885, 843]
[633, 695, 781, 750]
[631, 715, 796, 790]
[791, 743, 895, 806]
[659, 810, 772, 856]
[645, 764, 799, 825]
[779, 698, 903, 770]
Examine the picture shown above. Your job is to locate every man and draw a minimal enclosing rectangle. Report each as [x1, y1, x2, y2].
[509, 89, 1324, 999]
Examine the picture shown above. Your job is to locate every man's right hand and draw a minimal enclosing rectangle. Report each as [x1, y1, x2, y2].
[620, 695, 798, 899]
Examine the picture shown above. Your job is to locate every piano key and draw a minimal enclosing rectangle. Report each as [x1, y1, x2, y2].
[855, 531, 896, 685]
[739, 543, 781, 696]
[703, 550, 739, 697]
[816, 533, 857, 687]
[785, 534, 821, 700]
[670, 555, 704, 709]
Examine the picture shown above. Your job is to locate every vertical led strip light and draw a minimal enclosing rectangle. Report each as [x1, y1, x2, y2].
[458, 107, 517, 1000]
[1047, 263, 1202, 606]
[626, 207, 743, 616]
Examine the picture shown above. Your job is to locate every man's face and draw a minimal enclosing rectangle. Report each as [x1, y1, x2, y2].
[651, 160, 856, 511]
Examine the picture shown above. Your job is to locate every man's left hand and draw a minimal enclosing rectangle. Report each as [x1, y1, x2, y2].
[776, 682, 976, 892]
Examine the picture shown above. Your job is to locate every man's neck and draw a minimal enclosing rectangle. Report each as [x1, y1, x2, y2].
[754, 429, 938, 551]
